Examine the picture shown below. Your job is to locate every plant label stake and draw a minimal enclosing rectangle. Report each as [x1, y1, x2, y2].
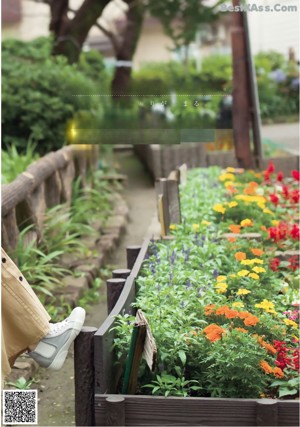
[122, 310, 157, 395]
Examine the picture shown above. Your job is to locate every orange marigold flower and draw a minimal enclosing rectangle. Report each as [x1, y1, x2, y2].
[257, 336, 277, 355]
[237, 311, 251, 319]
[228, 237, 236, 243]
[244, 315, 260, 326]
[260, 225, 267, 232]
[215, 306, 230, 316]
[235, 252, 247, 261]
[205, 304, 216, 316]
[203, 324, 225, 342]
[224, 309, 239, 319]
[229, 224, 241, 234]
[260, 360, 273, 374]
[273, 367, 284, 378]
[235, 327, 248, 333]
[251, 248, 264, 256]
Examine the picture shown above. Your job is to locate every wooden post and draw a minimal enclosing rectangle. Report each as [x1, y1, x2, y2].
[112, 269, 131, 280]
[155, 178, 170, 232]
[256, 399, 278, 426]
[74, 326, 97, 427]
[166, 179, 181, 224]
[126, 245, 141, 270]
[158, 194, 166, 237]
[105, 396, 125, 426]
[107, 278, 126, 314]
[231, 0, 253, 168]
[177, 164, 187, 186]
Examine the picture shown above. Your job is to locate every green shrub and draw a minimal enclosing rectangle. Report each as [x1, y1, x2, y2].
[2, 37, 108, 154]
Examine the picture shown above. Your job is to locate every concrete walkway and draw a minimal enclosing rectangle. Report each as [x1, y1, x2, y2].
[36, 150, 156, 426]
[262, 122, 299, 155]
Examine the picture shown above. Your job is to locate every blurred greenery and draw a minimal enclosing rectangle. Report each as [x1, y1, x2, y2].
[2, 37, 108, 154]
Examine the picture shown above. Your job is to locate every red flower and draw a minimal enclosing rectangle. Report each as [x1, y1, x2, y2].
[270, 258, 281, 271]
[290, 224, 300, 240]
[270, 193, 279, 206]
[282, 185, 290, 200]
[288, 256, 299, 271]
[291, 170, 300, 181]
[290, 190, 300, 204]
[277, 171, 284, 182]
[267, 161, 275, 173]
[263, 170, 270, 182]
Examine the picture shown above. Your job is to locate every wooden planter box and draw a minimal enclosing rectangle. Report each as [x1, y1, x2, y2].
[74, 240, 299, 427]
[134, 144, 299, 180]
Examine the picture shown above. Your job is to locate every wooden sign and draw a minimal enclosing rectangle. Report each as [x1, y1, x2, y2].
[136, 309, 157, 371]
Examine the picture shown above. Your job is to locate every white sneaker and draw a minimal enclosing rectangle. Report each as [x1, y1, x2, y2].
[29, 307, 86, 370]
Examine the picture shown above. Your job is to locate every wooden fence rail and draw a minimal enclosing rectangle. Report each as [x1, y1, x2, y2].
[1, 144, 99, 254]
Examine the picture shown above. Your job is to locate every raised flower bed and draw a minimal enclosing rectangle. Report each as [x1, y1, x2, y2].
[77, 163, 299, 426]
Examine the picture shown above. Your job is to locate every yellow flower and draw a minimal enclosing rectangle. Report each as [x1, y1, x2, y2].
[219, 173, 235, 182]
[230, 274, 237, 278]
[284, 319, 298, 328]
[228, 201, 238, 208]
[252, 266, 266, 273]
[215, 282, 228, 294]
[263, 209, 274, 215]
[192, 224, 200, 231]
[169, 224, 177, 230]
[232, 302, 244, 308]
[249, 273, 259, 280]
[240, 218, 253, 227]
[226, 167, 236, 173]
[252, 258, 264, 264]
[237, 288, 251, 295]
[217, 275, 227, 282]
[224, 181, 234, 189]
[255, 299, 277, 314]
[272, 220, 280, 226]
[213, 204, 226, 214]
[201, 220, 212, 226]
[258, 202, 266, 209]
[235, 194, 266, 204]
[241, 259, 254, 266]
[237, 270, 250, 277]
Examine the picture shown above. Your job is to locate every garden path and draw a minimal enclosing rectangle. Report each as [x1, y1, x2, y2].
[36, 149, 156, 426]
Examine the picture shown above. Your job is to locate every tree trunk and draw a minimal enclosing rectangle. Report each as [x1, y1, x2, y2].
[50, 0, 111, 63]
[111, 0, 144, 102]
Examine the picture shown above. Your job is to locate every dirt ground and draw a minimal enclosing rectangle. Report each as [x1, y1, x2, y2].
[35, 150, 156, 426]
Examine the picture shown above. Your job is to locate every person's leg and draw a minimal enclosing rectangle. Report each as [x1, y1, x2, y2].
[2, 249, 51, 378]
[1, 249, 85, 378]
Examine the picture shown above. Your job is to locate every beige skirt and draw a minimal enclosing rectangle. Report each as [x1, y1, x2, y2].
[1, 248, 50, 378]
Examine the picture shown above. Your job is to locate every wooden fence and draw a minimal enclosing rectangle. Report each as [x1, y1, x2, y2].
[74, 240, 299, 426]
[1, 144, 99, 254]
[134, 144, 299, 180]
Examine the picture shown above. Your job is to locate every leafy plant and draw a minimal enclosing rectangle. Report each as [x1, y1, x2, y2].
[2, 143, 39, 184]
[143, 374, 201, 397]
[270, 375, 300, 398]
[5, 376, 34, 390]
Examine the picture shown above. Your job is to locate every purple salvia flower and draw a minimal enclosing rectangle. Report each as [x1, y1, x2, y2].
[213, 269, 218, 278]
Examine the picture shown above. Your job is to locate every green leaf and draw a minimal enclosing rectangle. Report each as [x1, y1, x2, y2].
[279, 387, 298, 398]
[178, 350, 186, 366]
